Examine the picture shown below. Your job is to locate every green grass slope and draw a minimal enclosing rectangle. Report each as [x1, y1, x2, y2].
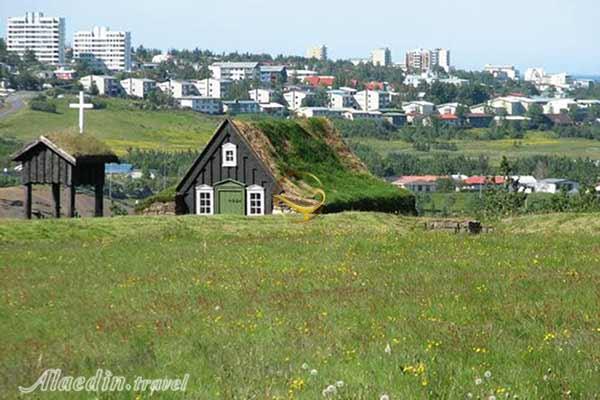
[0, 97, 221, 154]
[1, 213, 599, 398]
[244, 118, 415, 214]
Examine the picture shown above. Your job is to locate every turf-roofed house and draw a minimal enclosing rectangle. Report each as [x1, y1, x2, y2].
[176, 118, 415, 216]
[12, 133, 118, 219]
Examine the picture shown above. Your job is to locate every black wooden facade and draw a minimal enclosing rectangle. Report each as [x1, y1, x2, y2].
[12, 136, 118, 219]
[176, 119, 280, 215]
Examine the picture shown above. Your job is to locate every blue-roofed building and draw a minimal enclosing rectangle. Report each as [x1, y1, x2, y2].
[105, 163, 133, 174]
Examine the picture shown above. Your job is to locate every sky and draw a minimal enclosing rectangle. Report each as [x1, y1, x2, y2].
[1, 0, 600, 75]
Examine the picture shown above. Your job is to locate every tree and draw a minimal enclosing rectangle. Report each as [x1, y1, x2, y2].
[526, 103, 550, 130]
[22, 49, 39, 66]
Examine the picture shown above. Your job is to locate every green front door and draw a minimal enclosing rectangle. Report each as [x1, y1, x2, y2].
[215, 180, 245, 215]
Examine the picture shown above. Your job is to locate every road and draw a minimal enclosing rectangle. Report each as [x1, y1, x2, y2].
[0, 92, 36, 119]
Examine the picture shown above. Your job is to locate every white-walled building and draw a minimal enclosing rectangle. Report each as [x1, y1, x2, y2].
[178, 97, 223, 114]
[121, 78, 156, 98]
[296, 107, 345, 118]
[209, 62, 259, 81]
[152, 53, 172, 64]
[248, 88, 273, 104]
[402, 101, 435, 115]
[193, 78, 231, 99]
[306, 45, 328, 60]
[284, 89, 312, 110]
[157, 80, 198, 98]
[73, 26, 132, 72]
[342, 110, 384, 121]
[353, 90, 392, 111]
[535, 179, 579, 194]
[260, 65, 287, 83]
[80, 75, 121, 96]
[371, 47, 392, 66]
[484, 65, 519, 80]
[223, 100, 261, 114]
[543, 99, 578, 114]
[437, 102, 464, 115]
[405, 48, 451, 72]
[6, 12, 65, 65]
[328, 89, 357, 109]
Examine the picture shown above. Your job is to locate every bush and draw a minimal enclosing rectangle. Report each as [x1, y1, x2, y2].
[29, 97, 57, 113]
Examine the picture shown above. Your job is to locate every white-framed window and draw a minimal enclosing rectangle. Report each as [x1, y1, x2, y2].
[222, 142, 237, 167]
[246, 185, 265, 216]
[195, 185, 213, 215]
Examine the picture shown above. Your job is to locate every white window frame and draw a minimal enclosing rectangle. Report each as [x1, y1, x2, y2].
[246, 185, 265, 216]
[195, 185, 214, 215]
[222, 142, 237, 167]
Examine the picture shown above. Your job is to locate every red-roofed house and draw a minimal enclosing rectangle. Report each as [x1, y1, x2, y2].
[392, 175, 441, 193]
[463, 176, 505, 191]
[304, 76, 335, 88]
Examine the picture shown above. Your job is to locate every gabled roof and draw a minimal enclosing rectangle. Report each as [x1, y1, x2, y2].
[12, 134, 118, 164]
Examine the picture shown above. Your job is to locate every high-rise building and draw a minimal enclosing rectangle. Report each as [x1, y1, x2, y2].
[306, 45, 328, 61]
[73, 26, 132, 72]
[371, 48, 392, 66]
[405, 48, 451, 73]
[6, 12, 65, 65]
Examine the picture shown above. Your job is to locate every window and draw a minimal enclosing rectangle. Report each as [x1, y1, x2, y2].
[246, 185, 265, 216]
[222, 142, 237, 167]
[195, 185, 213, 215]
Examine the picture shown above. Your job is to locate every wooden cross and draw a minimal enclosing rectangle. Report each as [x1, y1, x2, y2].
[69, 91, 94, 134]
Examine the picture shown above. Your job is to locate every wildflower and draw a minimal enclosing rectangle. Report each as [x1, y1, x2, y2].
[467, 393, 473, 399]
[310, 369, 318, 376]
[489, 396, 496, 400]
[543, 374, 549, 381]
[484, 370, 492, 379]
[335, 381, 344, 388]
[214, 305, 221, 311]
[301, 363, 309, 370]
[475, 378, 483, 385]
[380, 394, 390, 400]
[384, 343, 391, 355]
[327, 385, 337, 394]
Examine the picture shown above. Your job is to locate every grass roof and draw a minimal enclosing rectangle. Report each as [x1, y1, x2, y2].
[234, 118, 415, 214]
[45, 132, 117, 158]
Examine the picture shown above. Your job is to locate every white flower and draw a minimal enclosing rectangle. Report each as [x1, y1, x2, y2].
[214, 305, 221, 311]
[380, 394, 390, 400]
[310, 369, 318, 376]
[543, 374, 549, 381]
[466, 393, 473, 399]
[384, 343, 392, 355]
[335, 380, 344, 388]
[301, 363, 309, 370]
[475, 378, 483, 385]
[327, 385, 337, 394]
[484, 370, 492, 379]
[488, 396, 496, 400]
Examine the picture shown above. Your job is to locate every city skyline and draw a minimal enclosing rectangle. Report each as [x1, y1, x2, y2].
[1, 0, 600, 74]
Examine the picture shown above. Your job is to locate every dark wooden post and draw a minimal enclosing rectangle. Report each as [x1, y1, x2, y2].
[94, 183, 104, 217]
[24, 183, 32, 220]
[51, 183, 61, 218]
[67, 185, 76, 218]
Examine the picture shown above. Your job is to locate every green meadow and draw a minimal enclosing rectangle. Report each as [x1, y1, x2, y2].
[1, 212, 599, 399]
[351, 131, 600, 164]
[0, 96, 221, 155]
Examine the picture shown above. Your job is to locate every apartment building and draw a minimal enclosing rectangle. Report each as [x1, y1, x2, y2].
[179, 97, 223, 114]
[121, 78, 156, 98]
[284, 89, 312, 110]
[157, 80, 198, 98]
[209, 62, 259, 81]
[73, 26, 131, 72]
[193, 78, 231, 99]
[484, 65, 519, 80]
[223, 100, 261, 114]
[80, 75, 121, 96]
[353, 90, 392, 111]
[402, 101, 435, 115]
[6, 12, 65, 65]
[248, 89, 273, 104]
[306, 45, 328, 60]
[328, 89, 357, 109]
[260, 65, 287, 83]
[371, 47, 392, 66]
[405, 48, 450, 73]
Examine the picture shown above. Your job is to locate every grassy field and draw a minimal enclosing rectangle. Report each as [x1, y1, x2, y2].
[1, 212, 599, 399]
[0, 96, 221, 155]
[351, 131, 600, 164]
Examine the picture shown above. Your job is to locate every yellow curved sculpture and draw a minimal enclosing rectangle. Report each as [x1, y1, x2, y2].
[273, 173, 326, 221]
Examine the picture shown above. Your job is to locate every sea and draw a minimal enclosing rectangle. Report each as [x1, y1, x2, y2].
[574, 75, 600, 82]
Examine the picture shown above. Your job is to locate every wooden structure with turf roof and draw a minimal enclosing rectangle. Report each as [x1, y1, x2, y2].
[12, 133, 118, 219]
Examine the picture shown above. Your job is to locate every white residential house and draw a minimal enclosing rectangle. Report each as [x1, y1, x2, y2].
[222, 100, 261, 114]
[489, 96, 527, 116]
[328, 89, 357, 109]
[80, 75, 121, 96]
[437, 102, 464, 115]
[157, 80, 198, 98]
[440, 77, 470, 86]
[402, 101, 435, 115]
[259, 102, 286, 115]
[209, 62, 259, 81]
[404, 72, 437, 87]
[284, 89, 312, 110]
[353, 90, 392, 111]
[178, 97, 223, 114]
[535, 179, 579, 194]
[248, 88, 273, 104]
[6, 12, 65, 65]
[342, 110, 384, 121]
[121, 78, 156, 98]
[296, 107, 345, 118]
[576, 99, 600, 109]
[260, 65, 287, 83]
[484, 65, 519, 80]
[543, 99, 578, 114]
[152, 53, 172, 64]
[193, 78, 231, 99]
[73, 26, 132, 72]
[287, 69, 318, 81]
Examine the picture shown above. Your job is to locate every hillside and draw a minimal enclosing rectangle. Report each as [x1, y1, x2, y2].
[1, 213, 599, 398]
[0, 96, 221, 154]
